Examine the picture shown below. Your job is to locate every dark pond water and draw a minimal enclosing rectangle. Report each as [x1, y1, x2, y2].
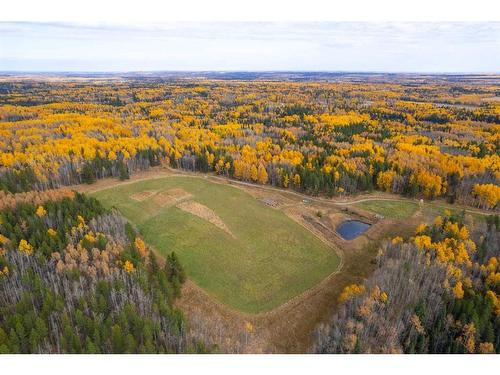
[336, 220, 371, 240]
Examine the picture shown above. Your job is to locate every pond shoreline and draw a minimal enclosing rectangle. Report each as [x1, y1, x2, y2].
[336, 220, 371, 240]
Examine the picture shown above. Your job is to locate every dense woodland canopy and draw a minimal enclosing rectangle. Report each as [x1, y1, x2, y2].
[0, 77, 498, 209]
[0, 191, 210, 353]
[0, 75, 499, 354]
[314, 212, 500, 354]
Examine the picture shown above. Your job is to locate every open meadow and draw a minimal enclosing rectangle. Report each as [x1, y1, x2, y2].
[354, 199, 487, 225]
[91, 176, 341, 313]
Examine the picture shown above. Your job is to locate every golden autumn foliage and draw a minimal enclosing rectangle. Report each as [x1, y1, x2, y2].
[411, 170, 442, 198]
[414, 235, 432, 250]
[317, 209, 499, 354]
[453, 281, 465, 299]
[391, 236, 403, 245]
[0, 79, 497, 210]
[408, 214, 500, 323]
[257, 164, 268, 184]
[0, 265, 9, 277]
[108, 150, 117, 161]
[0, 234, 10, 246]
[18, 239, 33, 255]
[339, 284, 366, 303]
[415, 223, 428, 235]
[380, 291, 388, 303]
[52, 237, 125, 278]
[479, 342, 494, 354]
[486, 291, 500, 317]
[460, 323, 477, 353]
[123, 260, 135, 273]
[411, 214, 481, 268]
[250, 164, 258, 182]
[434, 215, 443, 227]
[473, 183, 500, 209]
[36, 205, 46, 217]
[293, 173, 301, 187]
[245, 322, 254, 334]
[376, 170, 396, 192]
[0, 189, 74, 211]
[282, 174, 289, 188]
[134, 237, 147, 258]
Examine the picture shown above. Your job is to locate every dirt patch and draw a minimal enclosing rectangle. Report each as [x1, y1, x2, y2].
[302, 214, 340, 243]
[260, 197, 281, 208]
[176, 200, 234, 237]
[227, 182, 294, 209]
[258, 196, 291, 209]
[152, 188, 192, 207]
[130, 190, 158, 202]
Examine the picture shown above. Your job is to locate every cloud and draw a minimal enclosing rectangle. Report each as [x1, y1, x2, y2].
[0, 22, 499, 72]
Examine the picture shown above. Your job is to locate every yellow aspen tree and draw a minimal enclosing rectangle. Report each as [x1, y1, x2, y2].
[123, 260, 135, 273]
[293, 173, 301, 187]
[282, 174, 289, 188]
[134, 237, 147, 258]
[479, 342, 494, 354]
[18, 239, 33, 255]
[257, 164, 268, 184]
[376, 170, 396, 192]
[250, 164, 258, 182]
[453, 281, 464, 299]
[36, 205, 47, 217]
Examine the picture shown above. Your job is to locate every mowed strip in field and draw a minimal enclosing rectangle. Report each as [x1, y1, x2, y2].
[91, 176, 340, 314]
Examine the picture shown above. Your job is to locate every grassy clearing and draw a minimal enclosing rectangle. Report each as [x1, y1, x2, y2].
[91, 176, 340, 314]
[355, 199, 486, 225]
[422, 205, 486, 225]
[354, 200, 418, 220]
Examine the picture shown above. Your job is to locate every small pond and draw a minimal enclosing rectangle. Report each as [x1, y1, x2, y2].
[336, 220, 371, 240]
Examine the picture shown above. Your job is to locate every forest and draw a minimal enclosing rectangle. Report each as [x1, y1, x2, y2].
[314, 212, 500, 354]
[0, 75, 499, 354]
[0, 77, 498, 209]
[0, 190, 210, 353]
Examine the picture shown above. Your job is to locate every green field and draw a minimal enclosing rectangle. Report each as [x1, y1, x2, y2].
[422, 205, 486, 224]
[354, 199, 486, 224]
[91, 176, 340, 313]
[354, 200, 418, 219]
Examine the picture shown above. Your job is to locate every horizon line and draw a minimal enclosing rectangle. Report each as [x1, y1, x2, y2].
[2, 70, 500, 75]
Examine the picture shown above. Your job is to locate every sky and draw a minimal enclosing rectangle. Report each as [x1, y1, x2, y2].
[1, 22, 499, 73]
